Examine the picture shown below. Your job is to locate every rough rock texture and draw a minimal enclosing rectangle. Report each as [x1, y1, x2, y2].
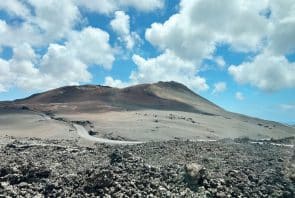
[0, 137, 294, 197]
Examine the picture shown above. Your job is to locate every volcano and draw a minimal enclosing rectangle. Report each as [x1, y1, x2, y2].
[0, 81, 294, 141]
[9, 81, 222, 115]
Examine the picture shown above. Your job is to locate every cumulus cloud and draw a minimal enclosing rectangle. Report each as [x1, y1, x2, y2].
[29, 0, 81, 41]
[228, 51, 295, 91]
[104, 50, 209, 92]
[1, 0, 294, 94]
[131, 51, 209, 92]
[268, 17, 295, 55]
[9, 44, 40, 89]
[66, 27, 115, 69]
[145, 0, 269, 64]
[0, 26, 114, 92]
[110, 11, 130, 36]
[0, 58, 12, 92]
[1, 0, 164, 93]
[267, 0, 295, 55]
[143, 0, 270, 92]
[1, 0, 160, 48]
[0, 19, 43, 47]
[110, 11, 140, 49]
[144, 0, 295, 91]
[0, 0, 81, 47]
[39, 44, 91, 87]
[104, 76, 129, 88]
[119, 0, 164, 12]
[0, 42, 89, 92]
[0, 0, 30, 18]
[212, 82, 227, 94]
[235, 92, 244, 100]
[227, 0, 295, 91]
[0, 0, 117, 92]
[75, 0, 164, 14]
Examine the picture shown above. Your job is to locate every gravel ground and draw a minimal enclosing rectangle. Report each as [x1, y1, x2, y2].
[0, 137, 294, 197]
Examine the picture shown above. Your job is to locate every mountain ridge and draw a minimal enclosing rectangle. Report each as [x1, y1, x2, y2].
[5, 81, 222, 115]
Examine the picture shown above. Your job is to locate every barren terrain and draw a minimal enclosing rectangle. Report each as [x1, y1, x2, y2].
[0, 82, 294, 142]
[0, 81, 294, 197]
[0, 137, 294, 197]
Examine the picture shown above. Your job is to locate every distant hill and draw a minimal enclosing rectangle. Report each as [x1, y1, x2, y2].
[6, 81, 223, 115]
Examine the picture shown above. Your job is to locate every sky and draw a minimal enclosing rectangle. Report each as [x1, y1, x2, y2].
[0, 0, 294, 123]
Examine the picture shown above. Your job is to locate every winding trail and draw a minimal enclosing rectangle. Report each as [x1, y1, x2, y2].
[73, 124, 143, 145]
[250, 141, 294, 148]
[46, 112, 293, 146]
[74, 124, 294, 146]
[44, 112, 142, 145]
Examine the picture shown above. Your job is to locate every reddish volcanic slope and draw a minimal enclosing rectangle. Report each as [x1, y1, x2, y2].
[1, 81, 223, 114]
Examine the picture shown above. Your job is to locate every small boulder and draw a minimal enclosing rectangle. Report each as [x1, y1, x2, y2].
[109, 149, 123, 164]
[216, 191, 226, 198]
[184, 163, 206, 189]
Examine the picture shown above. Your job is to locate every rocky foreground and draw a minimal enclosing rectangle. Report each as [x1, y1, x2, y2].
[0, 137, 294, 197]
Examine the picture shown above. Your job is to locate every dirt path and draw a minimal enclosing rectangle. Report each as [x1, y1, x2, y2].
[250, 141, 294, 148]
[74, 123, 294, 146]
[73, 124, 143, 145]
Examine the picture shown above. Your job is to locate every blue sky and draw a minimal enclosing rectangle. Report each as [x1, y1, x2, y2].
[0, 0, 294, 123]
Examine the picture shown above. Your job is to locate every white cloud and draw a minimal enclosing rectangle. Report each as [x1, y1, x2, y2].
[0, 84, 6, 92]
[35, 27, 114, 89]
[0, 0, 166, 93]
[145, 0, 295, 92]
[119, 0, 164, 12]
[74, 0, 116, 14]
[228, 51, 295, 91]
[1, 0, 294, 94]
[39, 44, 91, 87]
[106, 50, 208, 91]
[0, 26, 115, 92]
[235, 92, 244, 100]
[0, 0, 117, 93]
[29, 0, 81, 42]
[212, 82, 227, 94]
[0, 19, 43, 47]
[103, 50, 209, 91]
[227, 0, 295, 91]
[110, 11, 139, 49]
[268, 16, 295, 55]
[143, 0, 271, 92]
[0, 0, 30, 18]
[66, 27, 115, 69]
[12, 43, 36, 61]
[0, 0, 81, 47]
[104, 76, 129, 88]
[0, 42, 90, 91]
[9, 44, 39, 80]
[145, 0, 269, 64]
[0, 58, 12, 92]
[111, 11, 130, 36]
[214, 56, 226, 68]
[268, 0, 295, 55]
[75, 0, 164, 14]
